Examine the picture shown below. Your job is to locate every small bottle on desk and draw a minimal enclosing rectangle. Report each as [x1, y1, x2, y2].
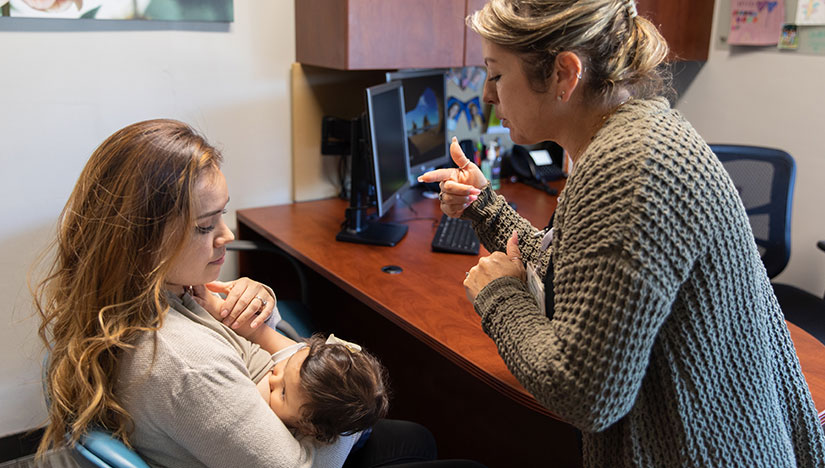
[488, 140, 501, 190]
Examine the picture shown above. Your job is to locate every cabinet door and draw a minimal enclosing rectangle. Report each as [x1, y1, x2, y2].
[296, 0, 467, 70]
[464, 0, 487, 66]
[636, 0, 715, 61]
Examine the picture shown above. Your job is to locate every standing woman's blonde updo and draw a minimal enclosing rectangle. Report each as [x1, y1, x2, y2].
[33, 119, 223, 454]
[469, 0, 671, 102]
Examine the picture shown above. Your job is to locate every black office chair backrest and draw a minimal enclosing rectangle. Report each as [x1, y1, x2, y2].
[711, 144, 796, 279]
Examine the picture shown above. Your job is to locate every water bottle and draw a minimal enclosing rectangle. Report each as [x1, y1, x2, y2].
[488, 141, 501, 190]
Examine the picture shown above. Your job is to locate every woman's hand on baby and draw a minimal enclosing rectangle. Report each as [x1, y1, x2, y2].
[418, 137, 486, 218]
[204, 278, 275, 332]
[464, 231, 525, 302]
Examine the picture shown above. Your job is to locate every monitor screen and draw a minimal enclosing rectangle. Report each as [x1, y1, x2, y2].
[365, 81, 411, 219]
[386, 69, 449, 183]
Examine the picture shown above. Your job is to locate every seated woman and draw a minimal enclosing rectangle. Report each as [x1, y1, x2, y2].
[35, 119, 480, 468]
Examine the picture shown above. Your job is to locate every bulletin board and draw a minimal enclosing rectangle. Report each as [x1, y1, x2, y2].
[716, 0, 825, 54]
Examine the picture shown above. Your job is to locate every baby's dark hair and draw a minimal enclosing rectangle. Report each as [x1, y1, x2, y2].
[295, 334, 390, 443]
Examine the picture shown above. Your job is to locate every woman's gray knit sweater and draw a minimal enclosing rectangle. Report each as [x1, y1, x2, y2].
[465, 98, 825, 467]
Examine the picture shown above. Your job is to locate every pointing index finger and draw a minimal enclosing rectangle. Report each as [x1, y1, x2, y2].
[418, 168, 455, 184]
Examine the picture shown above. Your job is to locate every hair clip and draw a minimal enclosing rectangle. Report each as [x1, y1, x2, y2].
[325, 334, 362, 353]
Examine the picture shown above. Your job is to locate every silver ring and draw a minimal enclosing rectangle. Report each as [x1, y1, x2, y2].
[255, 296, 268, 308]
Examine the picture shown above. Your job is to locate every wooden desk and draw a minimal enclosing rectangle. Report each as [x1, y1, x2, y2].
[237, 181, 825, 467]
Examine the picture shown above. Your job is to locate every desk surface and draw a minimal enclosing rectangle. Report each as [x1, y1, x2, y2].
[238, 182, 825, 419]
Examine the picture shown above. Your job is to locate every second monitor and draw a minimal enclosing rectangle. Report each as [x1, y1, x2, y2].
[386, 69, 449, 185]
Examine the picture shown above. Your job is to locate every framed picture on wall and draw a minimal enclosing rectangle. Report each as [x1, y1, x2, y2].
[0, 0, 233, 21]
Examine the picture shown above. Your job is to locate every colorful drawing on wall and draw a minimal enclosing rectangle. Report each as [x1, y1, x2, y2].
[796, 0, 825, 25]
[729, 0, 786, 45]
[778, 23, 800, 48]
[0, 0, 233, 21]
[446, 96, 484, 132]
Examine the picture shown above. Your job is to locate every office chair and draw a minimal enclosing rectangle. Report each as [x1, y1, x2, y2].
[711, 144, 824, 344]
[41, 355, 150, 468]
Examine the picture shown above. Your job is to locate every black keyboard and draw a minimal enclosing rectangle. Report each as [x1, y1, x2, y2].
[536, 164, 565, 181]
[431, 214, 480, 255]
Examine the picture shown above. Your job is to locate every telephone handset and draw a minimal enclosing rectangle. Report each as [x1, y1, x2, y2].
[510, 144, 566, 182]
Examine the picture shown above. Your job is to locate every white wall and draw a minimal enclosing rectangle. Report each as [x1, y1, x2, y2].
[0, 0, 295, 437]
[675, 1, 825, 295]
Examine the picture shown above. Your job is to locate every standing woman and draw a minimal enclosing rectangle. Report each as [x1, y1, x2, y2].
[34, 119, 465, 468]
[421, 0, 825, 466]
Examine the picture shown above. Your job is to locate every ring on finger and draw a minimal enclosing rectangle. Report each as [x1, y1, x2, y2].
[254, 296, 268, 308]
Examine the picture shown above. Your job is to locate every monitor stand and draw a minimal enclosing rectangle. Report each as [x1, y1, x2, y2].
[336, 221, 408, 247]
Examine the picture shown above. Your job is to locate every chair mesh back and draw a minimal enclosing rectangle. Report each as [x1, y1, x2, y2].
[711, 145, 796, 279]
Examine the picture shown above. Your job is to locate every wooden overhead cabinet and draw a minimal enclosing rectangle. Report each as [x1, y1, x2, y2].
[296, 0, 471, 69]
[636, 0, 715, 61]
[295, 0, 715, 68]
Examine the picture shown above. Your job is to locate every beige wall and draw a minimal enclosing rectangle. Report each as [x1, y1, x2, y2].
[675, 1, 825, 295]
[0, 0, 294, 436]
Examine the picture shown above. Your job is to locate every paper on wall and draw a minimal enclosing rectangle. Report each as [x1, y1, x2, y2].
[729, 0, 786, 45]
[796, 0, 825, 25]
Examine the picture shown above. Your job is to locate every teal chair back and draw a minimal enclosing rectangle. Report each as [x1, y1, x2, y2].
[42, 354, 150, 468]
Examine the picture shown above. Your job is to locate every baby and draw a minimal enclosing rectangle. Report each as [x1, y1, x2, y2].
[196, 289, 389, 443]
[257, 332, 390, 442]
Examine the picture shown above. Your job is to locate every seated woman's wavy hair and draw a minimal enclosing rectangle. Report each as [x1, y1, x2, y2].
[33, 119, 223, 455]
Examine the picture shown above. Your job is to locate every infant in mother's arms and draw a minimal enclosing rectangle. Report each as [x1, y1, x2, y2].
[194, 285, 389, 442]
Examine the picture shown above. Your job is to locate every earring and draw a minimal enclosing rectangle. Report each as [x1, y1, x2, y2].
[557, 90, 565, 101]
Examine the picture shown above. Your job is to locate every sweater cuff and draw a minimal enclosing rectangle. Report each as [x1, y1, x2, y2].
[462, 183, 497, 222]
[474, 276, 535, 336]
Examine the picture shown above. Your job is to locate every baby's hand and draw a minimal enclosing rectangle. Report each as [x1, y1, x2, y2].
[190, 284, 225, 321]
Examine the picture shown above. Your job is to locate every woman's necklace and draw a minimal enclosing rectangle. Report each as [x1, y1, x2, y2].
[601, 97, 632, 122]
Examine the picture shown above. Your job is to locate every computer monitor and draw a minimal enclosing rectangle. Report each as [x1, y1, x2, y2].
[336, 80, 410, 246]
[386, 69, 449, 185]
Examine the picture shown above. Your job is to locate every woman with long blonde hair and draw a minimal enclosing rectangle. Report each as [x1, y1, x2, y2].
[35, 119, 485, 468]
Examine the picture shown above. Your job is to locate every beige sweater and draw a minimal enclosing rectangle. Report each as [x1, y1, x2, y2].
[116, 292, 356, 468]
[466, 98, 825, 467]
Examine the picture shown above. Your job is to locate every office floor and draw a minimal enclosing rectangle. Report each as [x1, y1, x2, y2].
[0, 448, 93, 468]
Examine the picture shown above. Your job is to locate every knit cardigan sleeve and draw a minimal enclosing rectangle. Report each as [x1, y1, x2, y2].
[469, 100, 705, 432]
